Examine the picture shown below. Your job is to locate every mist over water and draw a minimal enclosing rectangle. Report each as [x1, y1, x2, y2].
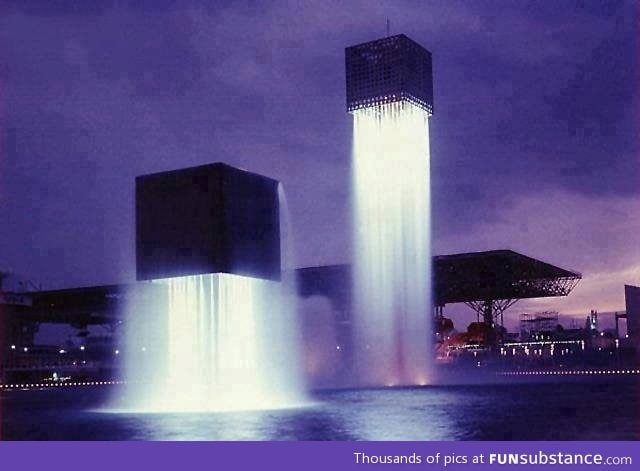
[352, 101, 432, 386]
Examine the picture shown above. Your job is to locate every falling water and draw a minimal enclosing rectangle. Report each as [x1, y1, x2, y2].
[352, 101, 432, 386]
[122, 187, 305, 412]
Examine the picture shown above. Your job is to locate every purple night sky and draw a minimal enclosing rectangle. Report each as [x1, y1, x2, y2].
[0, 1, 638, 332]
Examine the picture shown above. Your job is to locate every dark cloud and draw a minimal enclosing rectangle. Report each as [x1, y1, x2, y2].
[84, 12, 202, 97]
[1, 0, 115, 17]
[573, 0, 627, 18]
[0, 0, 637, 305]
[548, 34, 635, 134]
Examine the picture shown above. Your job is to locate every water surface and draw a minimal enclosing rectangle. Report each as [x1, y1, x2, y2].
[1, 381, 637, 440]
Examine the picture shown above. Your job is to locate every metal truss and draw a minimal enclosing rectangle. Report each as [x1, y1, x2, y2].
[464, 298, 519, 327]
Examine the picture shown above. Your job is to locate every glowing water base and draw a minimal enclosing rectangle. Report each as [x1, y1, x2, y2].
[352, 101, 432, 386]
[125, 272, 304, 412]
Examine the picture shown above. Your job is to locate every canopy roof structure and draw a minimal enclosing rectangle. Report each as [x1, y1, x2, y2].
[433, 249, 581, 306]
[297, 250, 581, 335]
[23, 250, 580, 328]
[26, 283, 163, 327]
[296, 250, 581, 307]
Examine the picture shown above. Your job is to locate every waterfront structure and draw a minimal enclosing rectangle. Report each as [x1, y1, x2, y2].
[347, 34, 434, 385]
[625, 285, 640, 344]
[130, 163, 302, 411]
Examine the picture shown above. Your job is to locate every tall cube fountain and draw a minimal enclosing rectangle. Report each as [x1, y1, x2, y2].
[128, 162, 303, 412]
[347, 34, 434, 386]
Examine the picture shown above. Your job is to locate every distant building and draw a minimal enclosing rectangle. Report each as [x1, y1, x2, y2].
[625, 285, 640, 344]
[585, 310, 598, 334]
[520, 312, 559, 341]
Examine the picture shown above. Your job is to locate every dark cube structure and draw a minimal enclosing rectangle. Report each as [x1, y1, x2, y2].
[346, 34, 433, 115]
[136, 163, 280, 282]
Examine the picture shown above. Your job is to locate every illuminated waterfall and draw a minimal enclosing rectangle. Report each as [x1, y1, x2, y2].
[152, 273, 303, 412]
[352, 101, 432, 386]
[123, 190, 305, 413]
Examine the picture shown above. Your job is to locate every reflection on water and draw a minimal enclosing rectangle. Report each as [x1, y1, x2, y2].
[1, 381, 637, 440]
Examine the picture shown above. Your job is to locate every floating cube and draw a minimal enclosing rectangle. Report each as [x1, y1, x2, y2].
[346, 34, 433, 114]
[136, 163, 280, 281]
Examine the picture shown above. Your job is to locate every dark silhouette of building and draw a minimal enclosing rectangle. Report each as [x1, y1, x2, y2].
[625, 285, 640, 344]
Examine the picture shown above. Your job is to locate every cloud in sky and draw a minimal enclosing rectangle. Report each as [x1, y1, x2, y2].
[0, 0, 637, 303]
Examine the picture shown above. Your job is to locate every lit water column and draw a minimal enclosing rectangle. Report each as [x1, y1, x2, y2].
[128, 163, 305, 412]
[347, 34, 435, 386]
[352, 101, 432, 386]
